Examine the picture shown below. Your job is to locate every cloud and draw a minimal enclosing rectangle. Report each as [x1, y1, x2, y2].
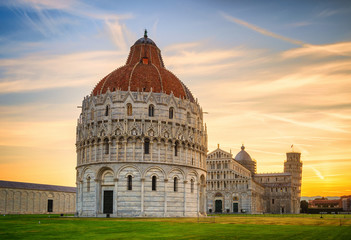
[4, 0, 77, 10]
[0, 50, 126, 93]
[317, 9, 341, 18]
[104, 19, 135, 51]
[4, 0, 134, 49]
[288, 21, 313, 28]
[282, 42, 351, 58]
[151, 18, 159, 40]
[262, 114, 349, 134]
[164, 44, 268, 77]
[220, 12, 305, 46]
[221, 12, 351, 58]
[311, 167, 325, 180]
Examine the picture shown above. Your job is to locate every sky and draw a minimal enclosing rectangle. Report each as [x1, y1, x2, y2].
[0, 0, 350, 197]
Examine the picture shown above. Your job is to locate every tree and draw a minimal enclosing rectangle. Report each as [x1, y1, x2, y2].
[300, 200, 308, 213]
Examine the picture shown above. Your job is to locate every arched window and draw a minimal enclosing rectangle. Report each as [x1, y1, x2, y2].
[87, 176, 91, 192]
[91, 109, 94, 120]
[174, 177, 178, 192]
[127, 175, 132, 190]
[144, 138, 150, 154]
[104, 138, 109, 154]
[152, 176, 157, 191]
[105, 105, 109, 116]
[174, 142, 178, 156]
[169, 107, 174, 119]
[191, 179, 194, 193]
[148, 105, 154, 117]
[127, 103, 132, 116]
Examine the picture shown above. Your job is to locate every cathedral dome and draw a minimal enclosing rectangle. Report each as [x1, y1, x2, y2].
[235, 145, 256, 174]
[235, 145, 253, 162]
[92, 31, 194, 102]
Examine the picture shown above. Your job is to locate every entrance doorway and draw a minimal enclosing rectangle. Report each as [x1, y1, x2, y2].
[215, 200, 222, 213]
[47, 199, 53, 212]
[233, 202, 238, 213]
[103, 190, 113, 214]
[281, 207, 285, 214]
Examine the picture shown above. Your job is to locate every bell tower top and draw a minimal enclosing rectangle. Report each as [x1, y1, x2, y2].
[286, 152, 301, 162]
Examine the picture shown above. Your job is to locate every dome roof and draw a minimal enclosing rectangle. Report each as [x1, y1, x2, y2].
[235, 145, 253, 162]
[134, 37, 156, 46]
[92, 31, 195, 102]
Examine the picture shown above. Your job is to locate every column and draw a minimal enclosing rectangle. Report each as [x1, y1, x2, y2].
[38, 192, 40, 213]
[194, 149, 197, 167]
[108, 140, 112, 162]
[172, 142, 175, 163]
[94, 142, 97, 162]
[76, 147, 80, 165]
[113, 178, 118, 216]
[180, 146, 182, 164]
[158, 140, 161, 162]
[83, 145, 86, 164]
[141, 139, 144, 161]
[80, 147, 83, 164]
[165, 142, 168, 163]
[94, 179, 100, 216]
[183, 180, 187, 216]
[133, 140, 136, 161]
[203, 183, 207, 214]
[197, 183, 200, 216]
[164, 179, 168, 217]
[32, 192, 34, 214]
[101, 141, 105, 162]
[79, 180, 83, 215]
[19, 192, 22, 213]
[116, 139, 119, 162]
[150, 140, 153, 162]
[124, 140, 127, 161]
[141, 178, 145, 215]
[89, 144, 92, 163]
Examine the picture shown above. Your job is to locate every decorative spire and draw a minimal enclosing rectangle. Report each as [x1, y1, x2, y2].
[241, 144, 245, 150]
[144, 29, 148, 38]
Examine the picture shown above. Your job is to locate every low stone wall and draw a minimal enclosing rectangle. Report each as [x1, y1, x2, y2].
[0, 187, 76, 214]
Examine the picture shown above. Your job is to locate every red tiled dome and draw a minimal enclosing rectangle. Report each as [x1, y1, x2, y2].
[92, 33, 194, 102]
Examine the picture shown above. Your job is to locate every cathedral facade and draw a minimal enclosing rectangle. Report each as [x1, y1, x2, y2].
[206, 146, 302, 214]
[75, 32, 208, 217]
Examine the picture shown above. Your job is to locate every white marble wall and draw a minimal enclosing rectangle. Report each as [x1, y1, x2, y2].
[76, 163, 206, 217]
[76, 90, 207, 217]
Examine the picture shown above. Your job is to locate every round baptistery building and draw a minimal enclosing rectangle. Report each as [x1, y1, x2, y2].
[75, 31, 208, 217]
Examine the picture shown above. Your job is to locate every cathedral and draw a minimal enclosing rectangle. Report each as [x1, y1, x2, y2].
[206, 145, 302, 214]
[75, 32, 302, 217]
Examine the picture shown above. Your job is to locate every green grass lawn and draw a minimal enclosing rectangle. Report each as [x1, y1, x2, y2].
[0, 214, 351, 239]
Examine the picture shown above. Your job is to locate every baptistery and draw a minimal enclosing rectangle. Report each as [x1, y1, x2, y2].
[76, 31, 208, 217]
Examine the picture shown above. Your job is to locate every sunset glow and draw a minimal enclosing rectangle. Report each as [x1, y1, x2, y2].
[0, 0, 350, 197]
